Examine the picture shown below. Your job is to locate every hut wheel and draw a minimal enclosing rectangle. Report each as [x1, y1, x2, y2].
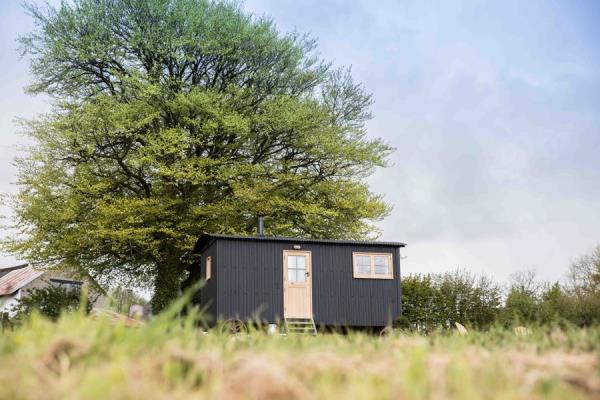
[223, 319, 247, 335]
[379, 326, 394, 337]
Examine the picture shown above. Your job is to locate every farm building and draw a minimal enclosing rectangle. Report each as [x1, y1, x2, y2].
[191, 220, 405, 333]
[0, 264, 107, 316]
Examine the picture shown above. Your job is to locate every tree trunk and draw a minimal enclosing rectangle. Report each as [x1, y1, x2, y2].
[151, 262, 183, 314]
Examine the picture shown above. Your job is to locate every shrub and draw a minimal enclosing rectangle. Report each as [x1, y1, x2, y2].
[11, 285, 91, 322]
[537, 283, 575, 325]
[567, 245, 600, 326]
[400, 270, 502, 331]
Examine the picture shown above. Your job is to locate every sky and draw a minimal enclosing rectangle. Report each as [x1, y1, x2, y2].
[1, 0, 599, 283]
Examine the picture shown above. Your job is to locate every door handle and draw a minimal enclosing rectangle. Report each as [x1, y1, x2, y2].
[305, 272, 310, 277]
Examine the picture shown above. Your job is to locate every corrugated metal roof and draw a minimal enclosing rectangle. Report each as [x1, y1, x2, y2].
[0, 263, 29, 278]
[0, 265, 43, 296]
[0, 263, 28, 271]
[194, 233, 406, 252]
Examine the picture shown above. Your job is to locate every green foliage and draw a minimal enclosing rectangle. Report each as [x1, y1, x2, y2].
[502, 287, 539, 325]
[436, 270, 502, 329]
[6, 0, 392, 311]
[401, 246, 600, 330]
[400, 274, 442, 331]
[567, 245, 600, 326]
[537, 283, 575, 325]
[400, 270, 502, 332]
[500, 271, 539, 325]
[11, 285, 92, 322]
[499, 249, 600, 327]
[108, 286, 147, 314]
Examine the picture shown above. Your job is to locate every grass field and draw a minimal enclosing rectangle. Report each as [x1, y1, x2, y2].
[1, 305, 599, 400]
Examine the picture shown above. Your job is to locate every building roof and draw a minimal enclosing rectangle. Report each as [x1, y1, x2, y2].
[0, 265, 44, 296]
[0, 263, 29, 275]
[194, 233, 406, 253]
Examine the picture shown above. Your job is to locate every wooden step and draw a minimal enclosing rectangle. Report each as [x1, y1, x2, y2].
[284, 317, 317, 336]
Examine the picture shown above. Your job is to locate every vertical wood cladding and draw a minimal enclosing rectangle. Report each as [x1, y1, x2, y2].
[198, 240, 218, 323]
[198, 237, 402, 327]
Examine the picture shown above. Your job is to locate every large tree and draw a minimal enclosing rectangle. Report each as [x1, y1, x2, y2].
[5, 0, 392, 311]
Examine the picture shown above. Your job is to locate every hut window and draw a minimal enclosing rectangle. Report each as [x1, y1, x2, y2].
[206, 256, 212, 280]
[352, 253, 393, 279]
[287, 255, 307, 283]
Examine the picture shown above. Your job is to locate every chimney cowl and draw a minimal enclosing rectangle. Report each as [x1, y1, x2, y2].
[257, 216, 265, 237]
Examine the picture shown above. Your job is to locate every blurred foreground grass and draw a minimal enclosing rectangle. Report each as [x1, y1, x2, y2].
[1, 307, 599, 400]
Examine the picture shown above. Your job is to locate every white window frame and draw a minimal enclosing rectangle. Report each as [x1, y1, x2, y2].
[205, 256, 212, 280]
[352, 252, 393, 279]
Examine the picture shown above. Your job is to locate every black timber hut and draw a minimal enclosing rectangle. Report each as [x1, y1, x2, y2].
[192, 227, 406, 330]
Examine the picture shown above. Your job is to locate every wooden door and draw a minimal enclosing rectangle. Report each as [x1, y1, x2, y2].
[283, 251, 312, 318]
